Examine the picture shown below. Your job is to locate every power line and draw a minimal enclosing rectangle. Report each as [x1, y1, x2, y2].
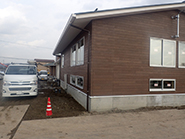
[0, 39, 53, 50]
[0, 56, 30, 60]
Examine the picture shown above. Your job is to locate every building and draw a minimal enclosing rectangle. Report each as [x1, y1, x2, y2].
[53, 2, 185, 112]
[43, 62, 56, 76]
[34, 59, 54, 74]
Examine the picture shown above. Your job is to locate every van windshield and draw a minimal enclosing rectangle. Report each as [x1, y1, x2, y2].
[6, 66, 37, 75]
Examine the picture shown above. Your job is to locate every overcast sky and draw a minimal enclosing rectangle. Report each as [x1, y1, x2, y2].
[0, 0, 182, 63]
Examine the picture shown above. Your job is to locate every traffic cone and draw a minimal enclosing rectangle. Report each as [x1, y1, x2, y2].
[46, 97, 52, 116]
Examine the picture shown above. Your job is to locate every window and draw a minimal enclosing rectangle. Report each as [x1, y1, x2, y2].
[70, 37, 85, 66]
[70, 75, 84, 89]
[70, 75, 76, 85]
[149, 79, 175, 91]
[150, 79, 162, 90]
[163, 80, 175, 89]
[163, 40, 176, 67]
[178, 41, 185, 68]
[6, 66, 37, 75]
[77, 38, 84, 65]
[71, 44, 77, 66]
[150, 38, 176, 67]
[76, 76, 84, 89]
[150, 39, 162, 66]
[61, 54, 64, 68]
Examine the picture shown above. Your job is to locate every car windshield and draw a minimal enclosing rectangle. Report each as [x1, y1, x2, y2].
[6, 66, 37, 75]
[40, 72, 47, 75]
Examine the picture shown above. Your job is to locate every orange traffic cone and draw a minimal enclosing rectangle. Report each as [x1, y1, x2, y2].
[46, 97, 52, 116]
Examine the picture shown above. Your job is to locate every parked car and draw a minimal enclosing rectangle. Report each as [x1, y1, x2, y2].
[2, 64, 38, 97]
[38, 70, 48, 81]
[0, 71, 4, 80]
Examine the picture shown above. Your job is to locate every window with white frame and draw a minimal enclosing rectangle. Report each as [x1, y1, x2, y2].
[149, 79, 175, 91]
[178, 41, 185, 68]
[77, 37, 84, 65]
[70, 37, 85, 66]
[150, 38, 176, 67]
[76, 76, 84, 89]
[71, 44, 77, 66]
[69, 75, 84, 89]
[61, 54, 64, 68]
[70, 75, 76, 85]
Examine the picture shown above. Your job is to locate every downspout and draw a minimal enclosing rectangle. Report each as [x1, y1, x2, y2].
[171, 14, 180, 38]
[59, 54, 61, 82]
[86, 31, 91, 112]
[171, 9, 185, 38]
[171, 8, 185, 39]
[69, 24, 91, 112]
[176, 14, 180, 38]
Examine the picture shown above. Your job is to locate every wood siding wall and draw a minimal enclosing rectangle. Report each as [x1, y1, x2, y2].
[91, 10, 185, 96]
[60, 25, 91, 93]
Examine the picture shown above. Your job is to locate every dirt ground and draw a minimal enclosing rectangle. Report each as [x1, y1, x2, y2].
[1, 79, 185, 121]
[14, 109, 185, 139]
[1, 78, 185, 138]
[0, 80, 86, 120]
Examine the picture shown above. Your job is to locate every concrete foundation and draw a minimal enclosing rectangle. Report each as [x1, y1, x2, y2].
[61, 81, 87, 109]
[61, 80, 185, 112]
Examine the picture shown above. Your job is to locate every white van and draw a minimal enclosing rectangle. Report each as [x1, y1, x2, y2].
[2, 64, 38, 97]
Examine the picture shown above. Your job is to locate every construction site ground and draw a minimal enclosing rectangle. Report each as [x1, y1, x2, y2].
[1, 79, 185, 138]
[0, 79, 86, 120]
[14, 109, 185, 139]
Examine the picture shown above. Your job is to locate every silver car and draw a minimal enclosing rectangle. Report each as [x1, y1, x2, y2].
[38, 70, 48, 81]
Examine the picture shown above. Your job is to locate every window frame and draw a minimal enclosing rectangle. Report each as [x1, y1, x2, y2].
[163, 79, 176, 91]
[69, 75, 84, 89]
[150, 38, 162, 67]
[70, 75, 76, 86]
[149, 79, 162, 91]
[178, 41, 185, 68]
[150, 37, 176, 68]
[70, 37, 85, 67]
[76, 76, 84, 89]
[77, 37, 85, 66]
[71, 44, 77, 67]
[149, 79, 176, 92]
[61, 54, 64, 68]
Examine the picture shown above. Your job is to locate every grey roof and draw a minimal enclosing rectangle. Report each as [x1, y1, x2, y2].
[53, 2, 185, 55]
[34, 59, 54, 63]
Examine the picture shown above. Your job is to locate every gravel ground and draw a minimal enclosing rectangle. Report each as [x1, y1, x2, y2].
[0, 79, 86, 120]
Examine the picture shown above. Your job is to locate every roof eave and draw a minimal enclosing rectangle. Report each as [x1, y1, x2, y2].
[53, 2, 185, 55]
[75, 2, 185, 20]
[53, 14, 76, 55]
